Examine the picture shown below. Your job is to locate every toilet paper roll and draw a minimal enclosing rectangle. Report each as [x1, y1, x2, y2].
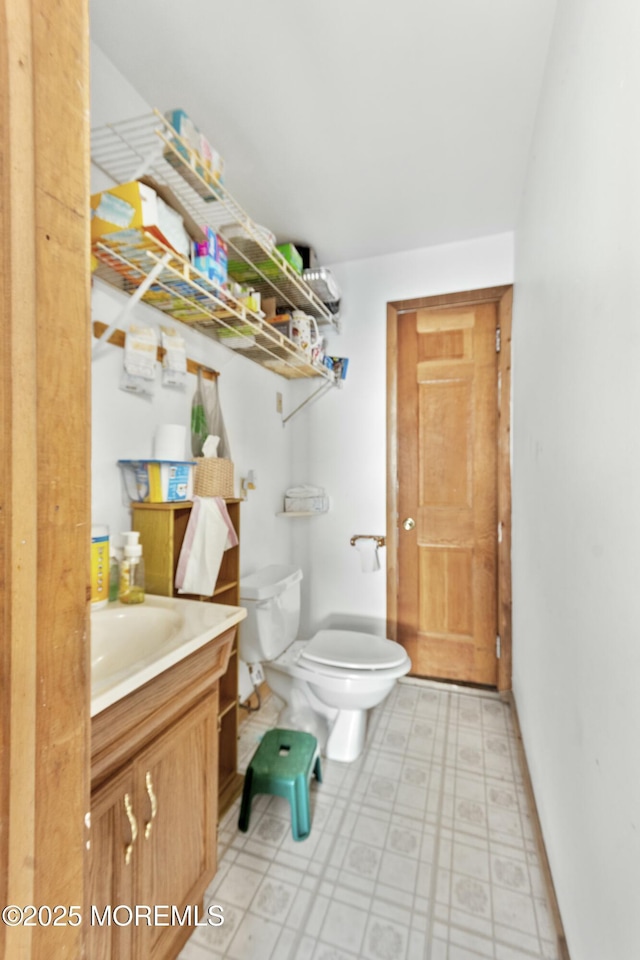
[154, 423, 187, 461]
[355, 539, 380, 573]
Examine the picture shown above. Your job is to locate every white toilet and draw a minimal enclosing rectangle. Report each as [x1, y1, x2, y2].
[239, 565, 411, 762]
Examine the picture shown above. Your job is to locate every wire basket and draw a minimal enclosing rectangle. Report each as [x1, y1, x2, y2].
[193, 458, 234, 498]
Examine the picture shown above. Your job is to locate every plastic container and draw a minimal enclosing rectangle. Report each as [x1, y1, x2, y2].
[118, 459, 196, 503]
[91, 525, 109, 610]
[119, 531, 145, 604]
[109, 553, 120, 603]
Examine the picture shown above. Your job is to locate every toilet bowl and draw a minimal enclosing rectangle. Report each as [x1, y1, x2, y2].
[239, 566, 411, 762]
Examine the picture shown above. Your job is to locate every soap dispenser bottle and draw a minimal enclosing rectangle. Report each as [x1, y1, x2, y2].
[119, 531, 145, 604]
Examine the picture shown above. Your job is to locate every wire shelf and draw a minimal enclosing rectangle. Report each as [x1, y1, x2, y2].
[92, 234, 336, 383]
[90, 110, 337, 327]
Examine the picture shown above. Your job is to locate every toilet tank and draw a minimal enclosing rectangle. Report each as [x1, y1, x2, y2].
[239, 565, 303, 663]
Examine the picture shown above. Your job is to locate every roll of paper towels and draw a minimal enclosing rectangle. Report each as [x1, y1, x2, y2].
[154, 423, 187, 461]
[355, 539, 380, 573]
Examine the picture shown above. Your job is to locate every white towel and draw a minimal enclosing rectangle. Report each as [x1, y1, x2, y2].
[175, 497, 238, 596]
[355, 539, 380, 573]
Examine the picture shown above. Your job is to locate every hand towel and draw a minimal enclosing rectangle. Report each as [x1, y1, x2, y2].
[355, 538, 380, 573]
[175, 496, 237, 596]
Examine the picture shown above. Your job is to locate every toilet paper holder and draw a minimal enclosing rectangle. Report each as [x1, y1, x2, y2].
[350, 534, 386, 548]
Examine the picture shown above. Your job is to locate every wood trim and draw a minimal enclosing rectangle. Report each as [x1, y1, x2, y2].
[1, 6, 39, 957]
[506, 692, 571, 960]
[386, 303, 399, 641]
[497, 287, 513, 691]
[92, 320, 220, 380]
[2, 1, 90, 957]
[386, 286, 513, 690]
[390, 284, 512, 314]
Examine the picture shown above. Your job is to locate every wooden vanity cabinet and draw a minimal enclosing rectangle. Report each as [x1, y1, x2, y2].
[132, 499, 244, 816]
[89, 628, 234, 960]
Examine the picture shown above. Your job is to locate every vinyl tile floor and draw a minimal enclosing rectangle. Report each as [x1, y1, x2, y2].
[178, 679, 561, 960]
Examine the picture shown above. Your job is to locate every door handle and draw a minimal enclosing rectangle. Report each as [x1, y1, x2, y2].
[123, 793, 138, 865]
[144, 771, 158, 840]
[403, 517, 416, 531]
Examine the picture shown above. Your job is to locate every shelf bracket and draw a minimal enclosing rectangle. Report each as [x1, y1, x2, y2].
[282, 379, 335, 426]
[92, 252, 171, 358]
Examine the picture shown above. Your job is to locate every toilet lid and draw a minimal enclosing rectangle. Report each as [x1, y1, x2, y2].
[300, 630, 408, 670]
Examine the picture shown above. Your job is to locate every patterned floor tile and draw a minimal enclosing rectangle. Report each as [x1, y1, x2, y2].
[178, 681, 560, 960]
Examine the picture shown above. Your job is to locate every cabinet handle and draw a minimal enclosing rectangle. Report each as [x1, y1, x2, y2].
[124, 793, 138, 865]
[144, 771, 158, 840]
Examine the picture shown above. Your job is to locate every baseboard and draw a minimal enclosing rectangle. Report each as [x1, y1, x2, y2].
[505, 691, 571, 960]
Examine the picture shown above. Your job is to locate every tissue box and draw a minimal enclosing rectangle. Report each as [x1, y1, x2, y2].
[118, 459, 195, 503]
[193, 458, 234, 498]
[284, 494, 329, 514]
[91, 181, 191, 260]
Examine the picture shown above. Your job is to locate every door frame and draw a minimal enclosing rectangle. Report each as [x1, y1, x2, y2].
[386, 285, 513, 691]
[1, 1, 90, 956]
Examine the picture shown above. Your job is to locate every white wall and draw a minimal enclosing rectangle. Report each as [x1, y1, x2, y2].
[290, 234, 514, 637]
[512, 2, 640, 957]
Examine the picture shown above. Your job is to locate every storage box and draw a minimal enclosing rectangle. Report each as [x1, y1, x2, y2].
[227, 243, 304, 283]
[118, 459, 195, 503]
[91, 181, 191, 259]
[284, 485, 329, 514]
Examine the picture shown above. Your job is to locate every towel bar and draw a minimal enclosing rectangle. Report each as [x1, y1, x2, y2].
[350, 534, 386, 548]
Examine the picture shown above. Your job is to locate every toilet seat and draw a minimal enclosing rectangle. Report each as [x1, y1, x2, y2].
[300, 629, 408, 671]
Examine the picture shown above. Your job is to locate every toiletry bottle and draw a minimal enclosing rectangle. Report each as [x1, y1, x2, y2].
[109, 551, 120, 603]
[91, 525, 109, 610]
[119, 531, 145, 604]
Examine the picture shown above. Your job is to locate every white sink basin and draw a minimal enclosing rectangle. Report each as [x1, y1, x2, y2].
[91, 595, 246, 716]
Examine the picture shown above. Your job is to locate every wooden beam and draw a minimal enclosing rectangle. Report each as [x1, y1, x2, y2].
[1, 1, 90, 957]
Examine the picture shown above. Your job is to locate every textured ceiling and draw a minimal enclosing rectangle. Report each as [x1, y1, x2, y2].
[90, 0, 557, 265]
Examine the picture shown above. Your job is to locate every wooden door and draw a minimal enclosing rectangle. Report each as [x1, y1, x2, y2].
[396, 302, 499, 686]
[136, 696, 218, 960]
[88, 767, 136, 960]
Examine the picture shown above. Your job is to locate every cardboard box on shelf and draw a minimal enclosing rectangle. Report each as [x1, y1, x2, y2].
[91, 181, 191, 260]
[194, 228, 228, 286]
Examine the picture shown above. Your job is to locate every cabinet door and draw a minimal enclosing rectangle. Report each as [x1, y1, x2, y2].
[88, 766, 136, 960]
[135, 694, 218, 960]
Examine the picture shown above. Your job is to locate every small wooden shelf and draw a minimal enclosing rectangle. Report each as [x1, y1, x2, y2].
[131, 498, 243, 819]
[213, 579, 239, 597]
[218, 697, 237, 721]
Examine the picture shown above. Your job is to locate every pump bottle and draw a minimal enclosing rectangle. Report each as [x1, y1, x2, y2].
[119, 531, 145, 604]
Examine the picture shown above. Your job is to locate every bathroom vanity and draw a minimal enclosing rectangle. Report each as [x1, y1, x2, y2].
[89, 600, 244, 960]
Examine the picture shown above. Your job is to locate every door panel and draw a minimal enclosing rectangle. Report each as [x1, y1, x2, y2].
[397, 302, 498, 686]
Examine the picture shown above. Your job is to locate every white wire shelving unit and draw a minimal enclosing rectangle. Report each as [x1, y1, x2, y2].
[90, 111, 340, 385]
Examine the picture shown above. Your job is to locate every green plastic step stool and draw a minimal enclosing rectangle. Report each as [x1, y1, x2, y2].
[238, 729, 322, 841]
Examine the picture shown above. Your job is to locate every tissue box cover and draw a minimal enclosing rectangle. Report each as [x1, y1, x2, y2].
[118, 460, 195, 503]
[91, 181, 191, 260]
